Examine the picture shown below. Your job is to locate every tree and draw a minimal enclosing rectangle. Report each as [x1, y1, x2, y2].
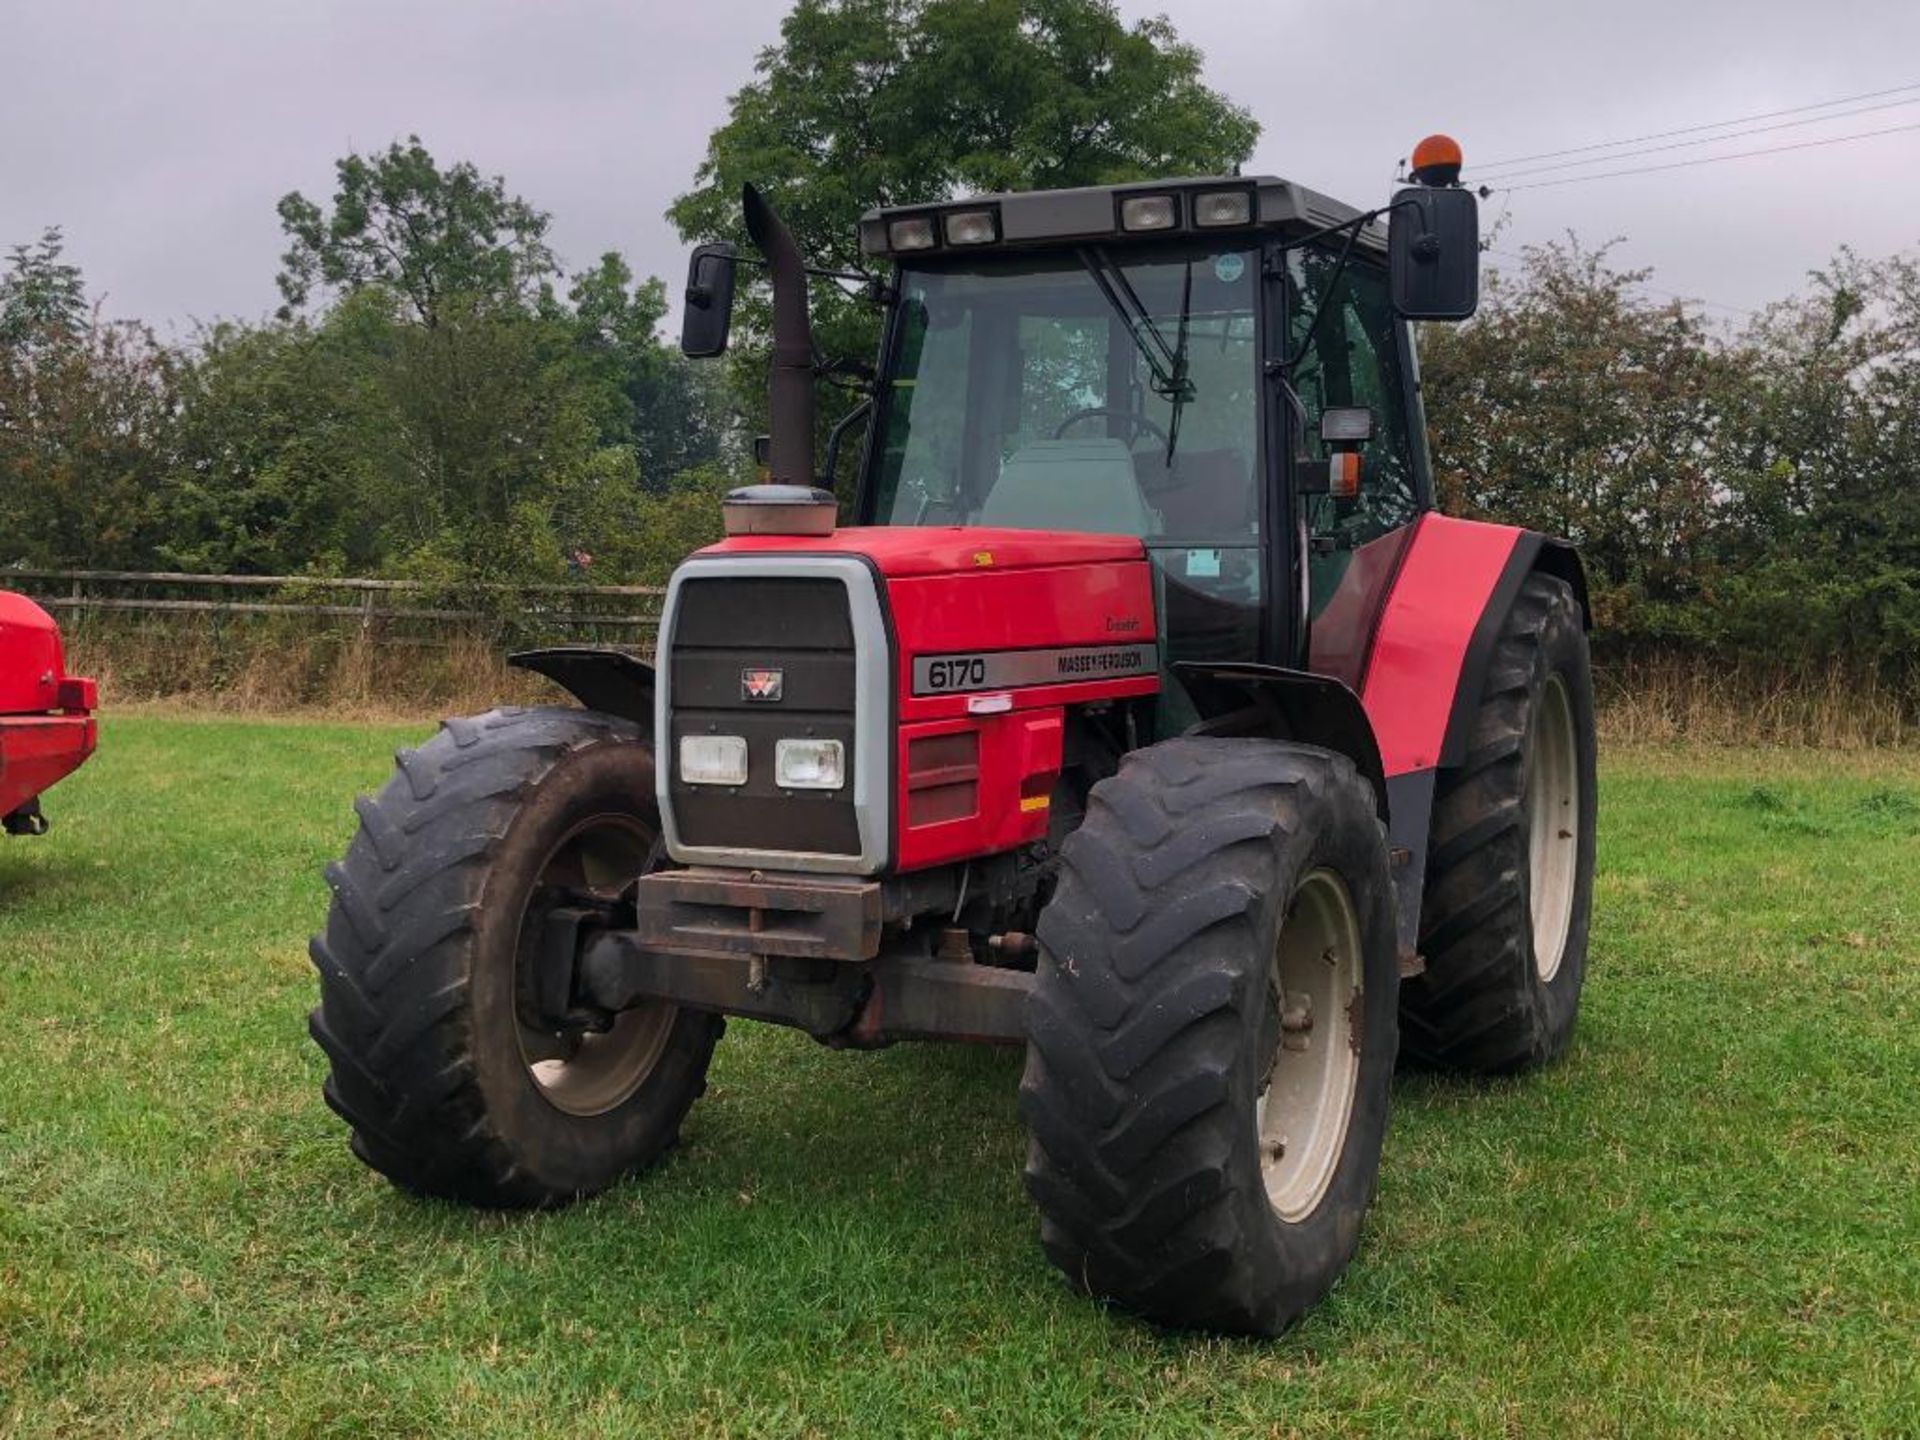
[671, 0, 1258, 270]
[1711, 249, 1920, 671]
[0, 315, 180, 568]
[1419, 238, 1755, 643]
[275, 136, 558, 326]
[1418, 237, 1920, 685]
[561, 253, 729, 487]
[668, 0, 1259, 473]
[160, 310, 405, 576]
[0, 227, 88, 352]
[252, 138, 737, 585]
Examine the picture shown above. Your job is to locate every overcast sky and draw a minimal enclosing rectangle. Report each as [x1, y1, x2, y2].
[4, 0, 1917, 336]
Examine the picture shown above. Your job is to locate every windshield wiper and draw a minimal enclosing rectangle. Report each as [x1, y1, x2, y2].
[1076, 247, 1196, 457]
[1164, 259, 1193, 462]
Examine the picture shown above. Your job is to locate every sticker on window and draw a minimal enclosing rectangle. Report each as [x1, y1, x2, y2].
[1186, 548, 1222, 578]
[1213, 253, 1246, 284]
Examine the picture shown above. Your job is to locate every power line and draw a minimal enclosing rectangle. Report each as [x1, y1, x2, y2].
[1468, 80, 1920, 175]
[1487, 120, 1920, 193]
[1469, 94, 1920, 183]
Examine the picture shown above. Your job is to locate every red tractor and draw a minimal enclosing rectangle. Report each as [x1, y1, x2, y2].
[311, 139, 1595, 1335]
[0, 591, 98, 838]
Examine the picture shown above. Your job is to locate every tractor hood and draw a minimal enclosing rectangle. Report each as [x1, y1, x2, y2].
[656, 525, 1159, 877]
[697, 524, 1146, 577]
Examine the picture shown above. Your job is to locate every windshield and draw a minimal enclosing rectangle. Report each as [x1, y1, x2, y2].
[867, 244, 1261, 546]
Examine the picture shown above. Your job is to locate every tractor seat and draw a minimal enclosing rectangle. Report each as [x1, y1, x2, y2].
[978, 439, 1157, 537]
[1139, 447, 1255, 539]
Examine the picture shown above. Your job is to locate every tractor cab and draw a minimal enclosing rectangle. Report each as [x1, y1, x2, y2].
[853, 175, 1460, 721]
[684, 162, 1480, 723]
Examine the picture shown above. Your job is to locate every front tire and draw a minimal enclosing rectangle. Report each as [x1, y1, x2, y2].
[309, 706, 722, 1207]
[1402, 574, 1597, 1072]
[1020, 738, 1399, 1335]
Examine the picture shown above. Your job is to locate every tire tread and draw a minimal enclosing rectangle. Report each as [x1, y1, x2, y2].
[1021, 736, 1395, 1334]
[309, 706, 683, 1207]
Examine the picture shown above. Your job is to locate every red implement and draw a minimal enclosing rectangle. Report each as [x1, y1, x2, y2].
[0, 591, 98, 834]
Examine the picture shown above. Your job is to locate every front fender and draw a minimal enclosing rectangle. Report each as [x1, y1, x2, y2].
[508, 646, 656, 728]
[1172, 660, 1388, 819]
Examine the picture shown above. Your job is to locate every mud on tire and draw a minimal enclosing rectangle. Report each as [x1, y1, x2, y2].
[309, 705, 722, 1207]
[1020, 737, 1399, 1336]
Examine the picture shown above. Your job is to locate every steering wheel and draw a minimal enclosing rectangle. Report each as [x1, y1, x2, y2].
[1052, 406, 1169, 448]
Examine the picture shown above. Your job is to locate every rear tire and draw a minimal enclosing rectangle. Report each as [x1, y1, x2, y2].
[1020, 737, 1399, 1335]
[1402, 574, 1597, 1073]
[309, 706, 722, 1207]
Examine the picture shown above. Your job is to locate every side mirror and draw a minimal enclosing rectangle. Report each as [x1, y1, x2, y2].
[680, 242, 738, 357]
[1388, 186, 1478, 321]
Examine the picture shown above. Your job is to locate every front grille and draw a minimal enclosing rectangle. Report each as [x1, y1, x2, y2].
[666, 575, 862, 857]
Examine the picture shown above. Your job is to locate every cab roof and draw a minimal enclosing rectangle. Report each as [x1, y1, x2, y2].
[858, 174, 1386, 262]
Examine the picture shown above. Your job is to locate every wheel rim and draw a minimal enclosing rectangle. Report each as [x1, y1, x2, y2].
[1527, 673, 1580, 983]
[514, 814, 675, 1117]
[1256, 868, 1364, 1224]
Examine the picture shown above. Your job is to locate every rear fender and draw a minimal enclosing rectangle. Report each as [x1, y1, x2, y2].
[508, 647, 656, 728]
[1436, 532, 1587, 769]
[1353, 517, 1587, 955]
[0, 714, 98, 831]
[1360, 517, 1587, 776]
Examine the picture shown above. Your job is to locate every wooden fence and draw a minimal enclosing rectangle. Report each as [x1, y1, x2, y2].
[7, 568, 665, 643]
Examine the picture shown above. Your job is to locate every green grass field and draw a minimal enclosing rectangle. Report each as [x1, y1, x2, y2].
[3, 715, 1917, 1438]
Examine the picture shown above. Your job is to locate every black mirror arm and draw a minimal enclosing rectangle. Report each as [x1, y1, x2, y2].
[1279, 194, 1423, 254]
[1277, 221, 1363, 373]
[726, 252, 876, 287]
[809, 264, 876, 285]
[1272, 195, 1426, 372]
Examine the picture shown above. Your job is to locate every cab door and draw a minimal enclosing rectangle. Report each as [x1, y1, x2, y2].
[1282, 249, 1429, 687]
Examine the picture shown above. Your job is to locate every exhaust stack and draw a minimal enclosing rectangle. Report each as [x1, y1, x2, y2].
[742, 184, 816, 488]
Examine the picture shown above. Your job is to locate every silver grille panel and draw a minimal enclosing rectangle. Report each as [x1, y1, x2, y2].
[655, 555, 891, 876]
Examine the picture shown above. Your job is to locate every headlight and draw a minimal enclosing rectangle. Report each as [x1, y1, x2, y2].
[680, 734, 748, 786]
[774, 738, 845, 790]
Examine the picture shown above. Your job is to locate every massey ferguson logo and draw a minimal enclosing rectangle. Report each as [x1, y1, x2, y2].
[741, 667, 784, 702]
